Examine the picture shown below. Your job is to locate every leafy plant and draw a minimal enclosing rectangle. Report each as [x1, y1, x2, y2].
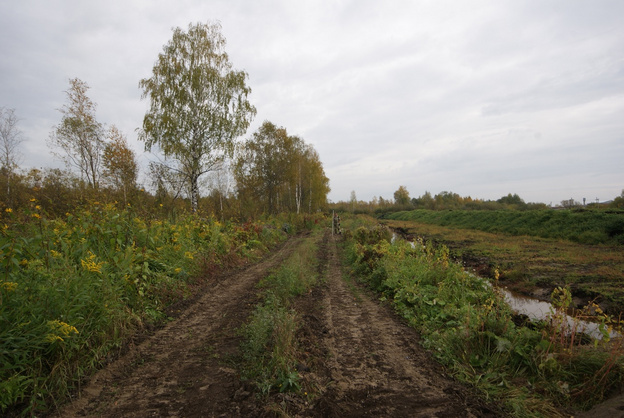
[342, 220, 624, 416]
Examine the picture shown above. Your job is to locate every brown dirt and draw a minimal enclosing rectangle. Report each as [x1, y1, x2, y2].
[56, 230, 501, 417]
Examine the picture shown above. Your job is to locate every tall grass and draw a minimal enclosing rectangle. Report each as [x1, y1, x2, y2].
[343, 223, 624, 416]
[0, 202, 287, 415]
[239, 231, 321, 395]
[387, 209, 624, 245]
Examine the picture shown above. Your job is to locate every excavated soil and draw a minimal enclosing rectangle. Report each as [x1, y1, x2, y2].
[57, 230, 501, 417]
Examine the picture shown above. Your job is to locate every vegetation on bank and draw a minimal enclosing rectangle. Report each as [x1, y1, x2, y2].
[380, 218, 624, 317]
[385, 209, 624, 245]
[0, 202, 320, 415]
[341, 216, 624, 416]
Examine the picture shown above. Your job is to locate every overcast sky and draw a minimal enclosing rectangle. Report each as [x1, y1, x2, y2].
[1, 0, 623, 205]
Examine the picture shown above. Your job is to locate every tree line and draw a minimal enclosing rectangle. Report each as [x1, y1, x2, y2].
[332, 186, 624, 214]
[0, 22, 330, 219]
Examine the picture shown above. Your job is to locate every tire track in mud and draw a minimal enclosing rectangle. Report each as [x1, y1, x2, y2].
[57, 236, 306, 417]
[57, 230, 499, 417]
[309, 231, 496, 417]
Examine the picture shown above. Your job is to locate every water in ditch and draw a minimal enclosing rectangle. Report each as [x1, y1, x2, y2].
[391, 233, 618, 340]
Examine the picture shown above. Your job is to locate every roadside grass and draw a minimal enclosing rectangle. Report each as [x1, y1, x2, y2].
[238, 229, 323, 399]
[340, 217, 624, 416]
[0, 202, 299, 416]
[380, 218, 624, 315]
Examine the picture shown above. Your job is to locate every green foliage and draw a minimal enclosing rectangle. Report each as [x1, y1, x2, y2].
[239, 231, 321, 395]
[0, 203, 286, 415]
[393, 185, 410, 206]
[234, 121, 330, 216]
[139, 21, 256, 211]
[343, 223, 624, 415]
[388, 209, 624, 245]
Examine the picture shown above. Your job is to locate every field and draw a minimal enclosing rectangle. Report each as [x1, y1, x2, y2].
[382, 210, 624, 316]
[3, 208, 624, 417]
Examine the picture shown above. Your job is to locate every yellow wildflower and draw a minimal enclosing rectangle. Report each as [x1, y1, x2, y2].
[174, 267, 182, 273]
[35, 205, 41, 210]
[46, 334, 64, 343]
[184, 251, 194, 260]
[45, 320, 79, 343]
[30, 198, 36, 202]
[32, 213, 41, 219]
[81, 251, 105, 273]
[50, 250, 62, 258]
[5, 208, 12, 213]
[1, 281, 18, 292]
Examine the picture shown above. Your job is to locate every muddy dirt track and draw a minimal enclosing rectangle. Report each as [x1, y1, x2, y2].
[57, 230, 500, 417]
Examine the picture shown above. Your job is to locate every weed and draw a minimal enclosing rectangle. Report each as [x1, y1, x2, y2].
[238, 230, 323, 397]
[0, 204, 290, 415]
[342, 220, 624, 415]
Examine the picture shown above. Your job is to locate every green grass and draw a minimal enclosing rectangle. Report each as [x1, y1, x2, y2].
[386, 209, 624, 245]
[238, 230, 322, 396]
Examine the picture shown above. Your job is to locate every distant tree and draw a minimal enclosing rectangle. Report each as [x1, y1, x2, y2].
[420, 191, 434, 209]
[350, 190, 357, 212]
[0, 107, 23, 203]
[139, 21, 256, 212]
[435, 191, 462, 209]
[497, 193, 525, 206]
[206, 160, 234, 220]
[102, 126, 138, 205]
[611, 190, 624, 209]
[561, 198, 580, 209]
[393, 185, 410, 205]
[49, 78, 104, 190]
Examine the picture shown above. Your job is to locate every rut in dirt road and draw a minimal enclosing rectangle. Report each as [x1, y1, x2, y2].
[308, 232, 494, 417]
[58, 229, 497, 417]
[58, 237, 305, 417]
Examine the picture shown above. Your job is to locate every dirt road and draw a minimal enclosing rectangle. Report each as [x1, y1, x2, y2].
[58, 230, 498, 417]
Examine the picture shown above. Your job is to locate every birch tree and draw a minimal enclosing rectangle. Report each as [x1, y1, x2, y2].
[48, 78, 104, 190]
[0, 107, 23, 202]
[234, 121, 330, 215]
[139, 21, 255, 212]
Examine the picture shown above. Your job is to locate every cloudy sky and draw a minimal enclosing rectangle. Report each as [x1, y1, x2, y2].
[1, 0, 623, 205]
